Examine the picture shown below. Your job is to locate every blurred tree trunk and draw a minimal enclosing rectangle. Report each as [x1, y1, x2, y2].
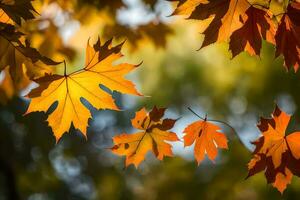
[0, 157, 20, 200]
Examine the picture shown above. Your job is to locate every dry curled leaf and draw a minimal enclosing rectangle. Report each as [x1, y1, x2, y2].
[111, 107, 179, 168]
[25, 38, 142, 141]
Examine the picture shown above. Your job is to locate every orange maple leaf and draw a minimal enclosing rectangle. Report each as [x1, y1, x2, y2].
[275, 2, 300, 72]
[188, 0, 250, 48]
[183, 117, 228, 165]
[229, 6, 276, 57]
[247, 105, 300, 193]
[25, 38, 142, 141]
[111, 107, 179, 168]
[169, 0, 206, 16]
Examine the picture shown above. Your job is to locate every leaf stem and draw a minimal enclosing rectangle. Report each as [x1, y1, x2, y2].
[63, 60, 67, 76]
[188, 107, 206, 120]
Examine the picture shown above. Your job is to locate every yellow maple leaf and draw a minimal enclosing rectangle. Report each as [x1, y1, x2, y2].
[25, 38, 142, 141]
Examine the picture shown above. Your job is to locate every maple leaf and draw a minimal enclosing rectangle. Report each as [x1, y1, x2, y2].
[169, 0, 206, 16]
[275, 2, 300, 72]
[25, 38, 142, 141]
[229, 6, 276, 57]
[188, 0, 250, 48]
[0, 0, 36, 25]
[183, 118, 228, 165]
[111, 107, 179, 168]
[247, 105, 300, 193]
[0, 23, 59, 92]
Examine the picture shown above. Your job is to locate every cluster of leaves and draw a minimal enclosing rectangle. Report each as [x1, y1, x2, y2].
[170, 0, 300, 72]
[0, 1, 143, 141]
[43, 0, 173, 50]
[0, 0, 59, 104]
[103, 22, 173, 50]
[111, 107, 228, 167]
[248, 105, 300, 193]
[111, 105, 300, 194]
[0, 0, 173, 103]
